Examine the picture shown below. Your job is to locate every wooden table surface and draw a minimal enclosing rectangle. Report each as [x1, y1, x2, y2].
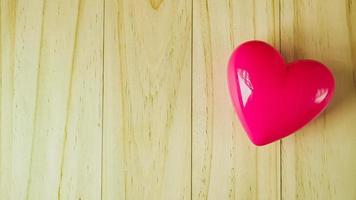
[1, 0, 355, 199]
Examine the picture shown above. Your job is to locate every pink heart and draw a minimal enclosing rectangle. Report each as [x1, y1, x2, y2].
[227, 41, 335, 146]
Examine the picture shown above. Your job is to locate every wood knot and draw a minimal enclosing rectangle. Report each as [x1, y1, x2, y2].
[149, 0, 164, 10]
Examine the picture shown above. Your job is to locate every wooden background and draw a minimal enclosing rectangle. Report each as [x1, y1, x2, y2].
[0, 0, 355, 199]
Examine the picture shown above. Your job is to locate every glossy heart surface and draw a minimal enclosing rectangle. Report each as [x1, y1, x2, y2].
[227, 41, 335, 146]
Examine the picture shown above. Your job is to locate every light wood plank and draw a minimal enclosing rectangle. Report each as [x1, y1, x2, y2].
[103, 0, 192, 199]
[280, 0, 356, 199]
[192, 0, 280, 199]
[0, 0, 103, 199]
[0, 0, 45, 199]
[54, 0, 103, 199]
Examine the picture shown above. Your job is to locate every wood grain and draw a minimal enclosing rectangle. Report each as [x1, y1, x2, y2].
[192, 0, 280, 199]
[102, 0, 191, 199]
[1, 0, 356, 199]
[0, 0, 45, 199]
[280, 0, 356, 199]
[0, 0, 103, 199]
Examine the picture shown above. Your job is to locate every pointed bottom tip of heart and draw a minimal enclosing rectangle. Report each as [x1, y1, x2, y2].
[250, 137, 280, 146]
